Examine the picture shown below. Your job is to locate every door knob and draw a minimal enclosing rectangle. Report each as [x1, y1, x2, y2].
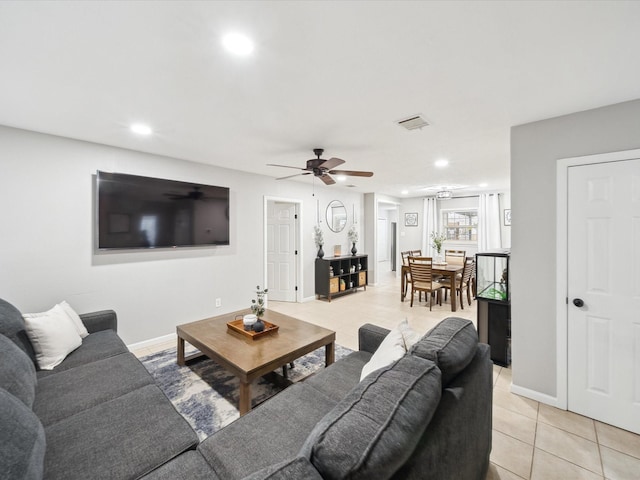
[573, 298, 584, 308]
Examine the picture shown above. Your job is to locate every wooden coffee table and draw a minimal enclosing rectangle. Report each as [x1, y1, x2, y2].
[176, 309, 336, 416]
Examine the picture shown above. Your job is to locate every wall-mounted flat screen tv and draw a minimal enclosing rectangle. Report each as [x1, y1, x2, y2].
[97, 171, 230, 249]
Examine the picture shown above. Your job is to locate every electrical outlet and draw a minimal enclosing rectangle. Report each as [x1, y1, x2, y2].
[215, 298, 221, 308]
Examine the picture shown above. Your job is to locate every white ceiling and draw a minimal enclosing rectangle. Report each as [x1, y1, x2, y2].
[1, 1, 640, 197]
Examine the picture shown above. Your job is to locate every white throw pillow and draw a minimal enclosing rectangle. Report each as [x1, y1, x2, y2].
[59, 301, 89, 338]
[360, 319, 422, 381]
[359, 321, 403, 381]
[23, 304, 82, 370]
[398, 319, 422, 350]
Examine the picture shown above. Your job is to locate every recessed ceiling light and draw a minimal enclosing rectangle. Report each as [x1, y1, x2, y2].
[222, 33, 254, 56]
[434, 159, 449, 168]
[401, 190, 409, 195]
[478, 183, 488, 188]
[336, 175, 347, 182]
[130, 123, 152, 135]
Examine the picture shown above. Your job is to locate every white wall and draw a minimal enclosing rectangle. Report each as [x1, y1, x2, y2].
[511, 98, 640, 400]
[399, 197, 423, 253]
[0, 126, 362, 344]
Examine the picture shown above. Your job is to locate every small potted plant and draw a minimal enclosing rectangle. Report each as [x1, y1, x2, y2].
[430, 231, 447, 262]
[313, 225, 324, 258]
[348, 224, 359, 256]
[250, 285, 268, 332]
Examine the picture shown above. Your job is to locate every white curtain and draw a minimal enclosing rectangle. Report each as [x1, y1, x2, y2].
[422, 197, 438, 256]
[478, 193, 501, 251]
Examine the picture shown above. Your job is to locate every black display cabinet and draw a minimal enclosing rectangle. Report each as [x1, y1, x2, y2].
[476, 250, 511, 366]
[315, 255, 368, 301]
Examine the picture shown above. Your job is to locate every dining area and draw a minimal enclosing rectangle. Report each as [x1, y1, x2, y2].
[400, 249, 475, 312]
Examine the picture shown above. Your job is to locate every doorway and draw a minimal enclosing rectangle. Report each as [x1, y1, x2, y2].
[557, 149, 640, 434]
[264, 197, 302, 302]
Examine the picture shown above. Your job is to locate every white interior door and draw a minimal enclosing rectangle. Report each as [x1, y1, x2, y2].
[567, 158, 640, 434]
[266, 201, 297, 302]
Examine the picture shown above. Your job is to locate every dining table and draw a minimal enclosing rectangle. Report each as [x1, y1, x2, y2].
[401, 263, 465, 312]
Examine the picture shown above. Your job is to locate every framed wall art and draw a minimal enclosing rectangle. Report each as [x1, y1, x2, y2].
[504, 209, 512, 226]
[405, 212, 418, 227]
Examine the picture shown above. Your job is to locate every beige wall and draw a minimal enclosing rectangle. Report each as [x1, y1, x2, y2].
[511, 98, 640, 400]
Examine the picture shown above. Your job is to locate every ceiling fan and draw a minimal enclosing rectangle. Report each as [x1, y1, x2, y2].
[267, 148, 374, 185]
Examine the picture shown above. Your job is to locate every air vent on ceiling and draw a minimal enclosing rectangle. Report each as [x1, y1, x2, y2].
[397, 115, 429, 131]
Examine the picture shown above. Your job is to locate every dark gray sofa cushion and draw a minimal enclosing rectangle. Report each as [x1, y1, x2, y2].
[410, 317, 478, 385]
[0, 298, 37, 365]
[244, 457, 323, 480]
[304, 350, 371, 402]
[44, 384, 198, 480]
[198, 383, 338, 479]
[36, 329, 129, 379]
[0, 387, 46, 480]
[0, 333, 37, 407]
[34, 352, 155, 426]
[391, 344, 493, 480]
[141, 450, 220, 480]
[301, 355, 442, 480]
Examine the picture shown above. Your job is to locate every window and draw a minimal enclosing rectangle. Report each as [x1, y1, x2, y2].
[442, 210, 478, 242]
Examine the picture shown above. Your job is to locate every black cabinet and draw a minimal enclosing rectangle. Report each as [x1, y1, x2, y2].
[315, 255, 368, 301]
[476, 251, 511, 366]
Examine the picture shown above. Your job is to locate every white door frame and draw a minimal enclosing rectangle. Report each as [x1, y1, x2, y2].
[555, 147, 640, 410]
[264, 196, 303, 303]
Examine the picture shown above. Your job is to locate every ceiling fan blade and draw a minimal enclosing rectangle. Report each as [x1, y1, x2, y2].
[319, 174, 336, 185]
[276, 172, 312, 180]
[319, 157, 345, 170]
[328, 169, 374, 177]
[267, 163, 307, 171]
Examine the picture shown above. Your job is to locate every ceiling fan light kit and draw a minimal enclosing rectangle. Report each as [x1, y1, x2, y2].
[267, 149, 373, 186]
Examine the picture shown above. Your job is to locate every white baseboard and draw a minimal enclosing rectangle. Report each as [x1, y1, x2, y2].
[510, 383, 560, 408]
[302, 295, 316, 303]
[127, 333, 175, 351]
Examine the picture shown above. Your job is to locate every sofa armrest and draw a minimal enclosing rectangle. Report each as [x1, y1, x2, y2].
[358, 323, 390, 354]
[80, 310, 117, 333]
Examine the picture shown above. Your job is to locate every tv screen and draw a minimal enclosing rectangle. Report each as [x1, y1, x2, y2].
[97, 171, 230, 249]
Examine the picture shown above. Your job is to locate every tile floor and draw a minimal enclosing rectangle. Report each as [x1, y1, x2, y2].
[132, 266, 640, 480]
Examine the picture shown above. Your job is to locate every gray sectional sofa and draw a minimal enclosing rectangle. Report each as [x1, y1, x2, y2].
[1, 295, 493, 480]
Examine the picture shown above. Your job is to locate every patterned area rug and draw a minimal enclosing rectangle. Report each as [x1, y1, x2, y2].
[140, 344, 353, 440]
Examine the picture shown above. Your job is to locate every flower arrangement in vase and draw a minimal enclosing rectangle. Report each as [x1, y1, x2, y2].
[348, 224, 359, 256]
[430, 231, 446, 262]
[313, 225, 324, 258]
[250, 285, 268, 332]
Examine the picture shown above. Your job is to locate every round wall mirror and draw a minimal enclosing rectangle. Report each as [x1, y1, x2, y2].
[326, 200, 347, 233]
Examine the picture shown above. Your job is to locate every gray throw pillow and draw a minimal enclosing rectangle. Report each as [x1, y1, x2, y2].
[0, 334, 37, 407]
[0, 298, 37, 365]
[301, 355, 441, 480]
[410, 317, 478, 385]
[0, 387, 46, 480]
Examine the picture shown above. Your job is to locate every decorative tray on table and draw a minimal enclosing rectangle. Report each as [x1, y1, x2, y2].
[226, 319, 279, 340]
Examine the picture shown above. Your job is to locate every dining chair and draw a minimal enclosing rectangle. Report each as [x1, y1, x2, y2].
[440, 257, 475, 309]
[407, 256, 443, 310]
[444, 249, 466, 266]
[401, 250, 423, 301]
